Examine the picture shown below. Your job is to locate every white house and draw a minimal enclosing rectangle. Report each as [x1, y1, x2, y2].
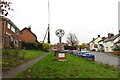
[103, 33, 120, 52]
[114, 40, 120, 47]
[98, 37, 106, 52]
[90, 35, 102, 51]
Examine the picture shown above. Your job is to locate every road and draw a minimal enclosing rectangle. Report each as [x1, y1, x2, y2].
[91, 52, 119, 67]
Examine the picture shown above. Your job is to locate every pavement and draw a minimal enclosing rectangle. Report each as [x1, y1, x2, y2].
[2, 52, 50, 78]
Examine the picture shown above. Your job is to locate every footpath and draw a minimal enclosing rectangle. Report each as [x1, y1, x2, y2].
[2, 52, 50, 78]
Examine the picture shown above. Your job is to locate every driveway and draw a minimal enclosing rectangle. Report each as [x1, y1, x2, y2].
[91, 52, 119, 67]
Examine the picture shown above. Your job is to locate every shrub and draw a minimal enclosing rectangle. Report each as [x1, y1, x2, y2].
[21, 42, 42, 50]
[64, 46, 76, 50]
[113, 46, 120, 51]
[18, 50, 27, 60]
[2, 49, 19, 58]
[42, 43, 51, 52]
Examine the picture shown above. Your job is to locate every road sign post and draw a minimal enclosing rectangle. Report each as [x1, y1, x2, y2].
[55, 29, 66, 61]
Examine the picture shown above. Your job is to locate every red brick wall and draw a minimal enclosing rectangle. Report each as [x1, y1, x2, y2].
[21, 29, 37, 43]
[1, 18, 21, 49]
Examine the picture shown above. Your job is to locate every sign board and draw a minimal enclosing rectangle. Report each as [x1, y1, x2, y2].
[58, 53, 65, 57]
[55, 29, 65, 37]
[57, 53, 66, 61]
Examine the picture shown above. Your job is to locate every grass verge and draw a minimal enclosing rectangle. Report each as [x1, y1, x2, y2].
[16, 53, 119, 78]
[2, 49, 47, 72]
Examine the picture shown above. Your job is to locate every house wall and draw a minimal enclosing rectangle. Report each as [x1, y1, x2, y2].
[104, 41, 114, 52]
[94, 37, 102, 44]
[98, 41, 104, 51]
[90, 37, 102, 51]
[95, 37, 102, 51]
[104, 35, 120, 52]
[1, 17, 21, 49]
[21, 29, 37, 43]
[114, 36, 120, 43]
[90, 42, 94, 50]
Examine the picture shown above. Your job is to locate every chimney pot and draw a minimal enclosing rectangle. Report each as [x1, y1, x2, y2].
[98, 35, 100, 37]
[102, 37, 105, 39]
[28, 26, 31, 31]
[108, 33, 114, 38]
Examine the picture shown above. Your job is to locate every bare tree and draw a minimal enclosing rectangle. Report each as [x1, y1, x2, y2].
[0, 0, 14, 16]
[66, 33, 79, 46]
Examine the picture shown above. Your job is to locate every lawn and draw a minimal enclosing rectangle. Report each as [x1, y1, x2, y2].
[16, 53, 119, 78]
[2, 49, 47, 72]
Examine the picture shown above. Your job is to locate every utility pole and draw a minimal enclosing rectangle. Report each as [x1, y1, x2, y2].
[42, 0, 51, 43]
[48, 0, 50, 43]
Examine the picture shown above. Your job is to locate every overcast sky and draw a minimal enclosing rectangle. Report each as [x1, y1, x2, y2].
[7, 0, 119, 44]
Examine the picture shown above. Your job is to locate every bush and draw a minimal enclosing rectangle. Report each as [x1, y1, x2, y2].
[64, 46, 76, 50]
[2, 49, 19, 58]
[42, 43, 51, 52]
[113, 46, 120, 51]
[21, 42, 42, 50]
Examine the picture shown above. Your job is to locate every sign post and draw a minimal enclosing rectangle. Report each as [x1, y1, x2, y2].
[55, 29, 66, 61]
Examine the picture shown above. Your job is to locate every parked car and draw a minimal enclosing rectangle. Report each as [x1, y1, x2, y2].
[71, 50, 79, 56]
[78, 51, 95, 61]
[78, 51, 88, 56]
[91, 49, 96, 51]
[85, 53, 95, 61]
[64, 50, 72, 54]
[78, 52, 87, 58]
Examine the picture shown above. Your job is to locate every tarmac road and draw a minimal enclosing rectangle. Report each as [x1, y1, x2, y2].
[91, 52, 119, 67]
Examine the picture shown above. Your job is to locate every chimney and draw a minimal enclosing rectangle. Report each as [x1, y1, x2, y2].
[93, 38, 95, 40]
[108, 33, 114, 38]
[28, 26, 31, 31]
[111, 33, 114, 37]
[102, 37, 106, 40]
[98, 35, 100, 37]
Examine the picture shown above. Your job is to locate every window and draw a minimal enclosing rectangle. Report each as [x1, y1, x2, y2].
[10, 35, 14, 42]
[14, 40, 19, 47]
[8, 23, 11, 29]
[94, 44, 98, 48]
[15, 40, 18, 44]
[6, 32, 11, 35]
[110, 46, 114, 49]
[11, 27, 15, 33]
[16, 30, 19, 35]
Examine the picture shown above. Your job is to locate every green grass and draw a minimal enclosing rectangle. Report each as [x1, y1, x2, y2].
[16, 53, 119, 78]
[2, 49, 47, 71]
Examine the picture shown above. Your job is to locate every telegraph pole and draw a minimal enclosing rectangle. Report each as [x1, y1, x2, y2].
[43, 0, 50, 43]
[48, 0, 50, 43]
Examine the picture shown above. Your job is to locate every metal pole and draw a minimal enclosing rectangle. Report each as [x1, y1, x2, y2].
[48, 0, 50, 24]
[59, 37, 61, 43]
[48, 0, 50, 43]
[59, 37, 62, 51]
[42, 27, 48, 43]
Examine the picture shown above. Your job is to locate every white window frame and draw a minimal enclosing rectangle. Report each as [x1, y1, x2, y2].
[11, 27, 15, 33]
[8, 23, 11, 29]
[15, 40, 19, 47]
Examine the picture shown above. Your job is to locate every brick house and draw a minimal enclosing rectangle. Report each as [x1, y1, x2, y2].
[0, 16, 21, 49]
[21, 27, 37, 43]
